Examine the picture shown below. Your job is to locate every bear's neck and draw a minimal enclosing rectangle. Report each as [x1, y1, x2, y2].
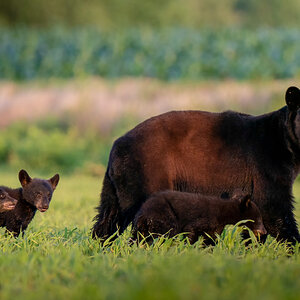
[284, 110, 300, 177]
[253, 107, 299, 183]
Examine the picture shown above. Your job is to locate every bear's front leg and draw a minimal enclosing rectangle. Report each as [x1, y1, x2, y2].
[5, 218, 22, 237]
[262, 210, 300, 244]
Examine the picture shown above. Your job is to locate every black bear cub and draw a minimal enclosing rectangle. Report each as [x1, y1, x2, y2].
[132, 190, 267, 244]
[0, 169, 59, 237]
[0, 188, 18, 213]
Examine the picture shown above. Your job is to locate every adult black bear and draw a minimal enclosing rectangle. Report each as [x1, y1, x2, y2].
[92, 86, 300, 244]
[132, 190, 267, 244]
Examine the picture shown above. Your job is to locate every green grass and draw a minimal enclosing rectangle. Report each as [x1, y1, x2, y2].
[0, 169, 300, 300]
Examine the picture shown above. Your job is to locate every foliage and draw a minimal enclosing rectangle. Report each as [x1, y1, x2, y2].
[0, 27, 300, 81]
[1, 0, 300, 29]
[0, 171, 299, 300]
[0, 121, 113, 174]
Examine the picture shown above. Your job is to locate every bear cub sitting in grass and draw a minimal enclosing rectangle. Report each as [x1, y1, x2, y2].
[0, 170, 59, 237]
[132, 190, 267, 244]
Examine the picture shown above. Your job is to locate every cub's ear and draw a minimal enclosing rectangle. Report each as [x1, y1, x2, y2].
[285, 86, 300, 111]
[239, 195, 251, 211]
[231, 188, 245, 201]
[19, 169, 32, 187]
[49, 174, 60, 190]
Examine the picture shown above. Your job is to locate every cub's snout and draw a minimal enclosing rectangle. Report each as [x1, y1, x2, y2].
[36, 203, 49, 213]
[0, 189, 17, 212]
[252, 222, 267, 237]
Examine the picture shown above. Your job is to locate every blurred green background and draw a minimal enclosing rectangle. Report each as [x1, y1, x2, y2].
[0, 0, 299, 175]
[1, 0, 300, 28]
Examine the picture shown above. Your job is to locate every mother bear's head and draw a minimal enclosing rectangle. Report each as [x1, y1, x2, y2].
[285, 86, 300, 144]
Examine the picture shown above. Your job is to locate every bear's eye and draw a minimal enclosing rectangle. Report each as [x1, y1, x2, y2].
[0, 193, 5, 199]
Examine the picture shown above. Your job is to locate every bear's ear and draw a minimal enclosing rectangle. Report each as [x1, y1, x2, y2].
[239, 195, 251, 211]
[19, 169, 32, 187]
[285, 86, 300, 111]
[48, 174, 59, 190]
[231, 189, 245, 201]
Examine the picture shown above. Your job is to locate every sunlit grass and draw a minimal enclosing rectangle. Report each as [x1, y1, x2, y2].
[0, 170, 299, 300]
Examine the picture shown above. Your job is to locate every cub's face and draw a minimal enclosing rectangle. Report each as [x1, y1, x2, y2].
[237, 195, 267, 236]
[242, 206, 266, 236]
[19, 170, 59, 212]
[0, 188, 17, 212]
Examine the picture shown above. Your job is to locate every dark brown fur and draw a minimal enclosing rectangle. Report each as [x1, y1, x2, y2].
[132, 191, 267, 244]
[92, 86, 300, 243]
[0, 170, 59, 237]
[0, 188, 18, 213]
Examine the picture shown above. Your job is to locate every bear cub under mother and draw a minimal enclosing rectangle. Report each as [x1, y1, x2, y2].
[132, 190, 267, 244]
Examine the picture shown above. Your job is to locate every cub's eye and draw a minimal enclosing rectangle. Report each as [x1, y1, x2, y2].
[0, 194, 5, 199]
[36, 192, 42, 197]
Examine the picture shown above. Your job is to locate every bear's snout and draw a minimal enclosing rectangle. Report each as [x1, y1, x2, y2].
[253, 226, 267, 236]
[2, 199, 17, 210]
[36, 201, 49, 212]
[37, 205, 49, 212]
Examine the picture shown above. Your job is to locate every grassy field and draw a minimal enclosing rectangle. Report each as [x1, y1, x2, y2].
[0, 78, 300, 299]
[0, 169, 299, 300]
